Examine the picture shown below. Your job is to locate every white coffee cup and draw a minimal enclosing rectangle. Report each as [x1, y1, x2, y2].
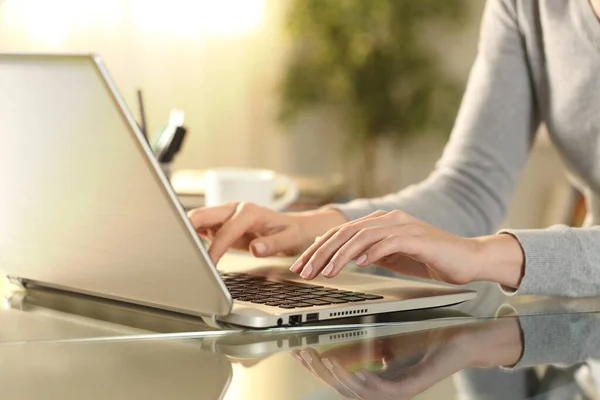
[204, 168, 299, 210]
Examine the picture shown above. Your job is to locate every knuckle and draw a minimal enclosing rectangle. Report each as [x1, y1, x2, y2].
[337, 225, 354, 237]
[236, 201, 254, 212]
[324, 227, 339, 237]
[388, 210, 407, 222]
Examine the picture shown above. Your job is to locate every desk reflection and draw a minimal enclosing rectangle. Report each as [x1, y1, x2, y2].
[294, 311, 600, 399]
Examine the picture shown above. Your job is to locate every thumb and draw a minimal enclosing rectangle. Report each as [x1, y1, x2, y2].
[250, 228, 302, 258]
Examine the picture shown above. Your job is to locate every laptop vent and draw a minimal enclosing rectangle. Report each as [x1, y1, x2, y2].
[328, 309, 369, 318]
[329, 330, 367, 340]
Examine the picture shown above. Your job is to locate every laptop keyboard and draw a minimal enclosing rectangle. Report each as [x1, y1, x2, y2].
[220, 272, 384, 309]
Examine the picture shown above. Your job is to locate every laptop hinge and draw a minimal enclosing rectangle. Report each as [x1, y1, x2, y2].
[200, 314, 227, 329]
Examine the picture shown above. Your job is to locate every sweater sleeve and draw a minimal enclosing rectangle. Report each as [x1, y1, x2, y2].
[512, 313, 600, 369]
[330, 0, 539, 238]
[500, 226, 600, 297]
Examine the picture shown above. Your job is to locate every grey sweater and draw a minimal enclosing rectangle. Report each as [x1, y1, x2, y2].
[334, 0, 600, 297]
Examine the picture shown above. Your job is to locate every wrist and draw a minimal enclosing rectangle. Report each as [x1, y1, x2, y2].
[473, 234, 525, 289]
[467, 318, 524, 368]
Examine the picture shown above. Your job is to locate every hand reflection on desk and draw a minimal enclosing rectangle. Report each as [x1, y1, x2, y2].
[292, 318, 523, 399]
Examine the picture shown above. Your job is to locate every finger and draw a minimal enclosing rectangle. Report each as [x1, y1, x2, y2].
[187, 203, 237, 231]
[325, 359, 378, 400]
[321, 227, 400, 278]
[318, 339, 389, 366]
[298, 350, 361, 399]
[295, 211, 393, 279]
[208, 203, 257, 263]
[289, 210, 389, 274]
[296, 349, 359, 398]
[359, 234, 427, 268]
[249, 227, 303, 258]
[291, 350, 310, 369]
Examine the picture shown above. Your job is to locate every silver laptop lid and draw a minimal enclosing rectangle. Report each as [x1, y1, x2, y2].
[0, 54, 232, 317]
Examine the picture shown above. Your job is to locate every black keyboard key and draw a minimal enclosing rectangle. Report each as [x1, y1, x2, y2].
[324, 292, 348, 298]
[356, 294, 384, 300]
[250, 298, 270, 304]
[304, 299, 331, 306]
[293, 303, 314, 308]
[279, 305, 297, 309]
[298, 294, 322, 300]
[290, 283, 323, 289]
[340, 296, 368, 302]
[311, 290, 337, 296]
[321, 288, 343, 293]
[281, 286, 301, 291]
[287, 296, 310, 301]
[320, 297, 350, 304]
[265, 301, 284, 307]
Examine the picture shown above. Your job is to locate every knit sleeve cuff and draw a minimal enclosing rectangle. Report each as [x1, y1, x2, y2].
[508, 314, 574, 369]
[497, 225, 578, 296]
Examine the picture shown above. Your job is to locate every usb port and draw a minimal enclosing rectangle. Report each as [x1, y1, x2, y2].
[306, 313, 319, 323]
[306, 335, 320, 345]
[289, 315, 302, 325]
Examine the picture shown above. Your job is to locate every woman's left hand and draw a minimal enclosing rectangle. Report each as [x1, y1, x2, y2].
[289, 210, 523, 287]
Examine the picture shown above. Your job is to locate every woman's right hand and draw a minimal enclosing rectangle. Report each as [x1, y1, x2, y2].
[187, 202, 347, 265]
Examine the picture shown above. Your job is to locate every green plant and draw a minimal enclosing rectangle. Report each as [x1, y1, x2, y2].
[279, 0, 467, 196]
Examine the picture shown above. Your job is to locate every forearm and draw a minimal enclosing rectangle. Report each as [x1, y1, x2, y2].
[332, 0, 538, 239]
[467, 318, 524, 368]
[332, 174, 508, 238]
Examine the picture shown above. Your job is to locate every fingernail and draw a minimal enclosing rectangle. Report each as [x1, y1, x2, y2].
[300, 350, 312, 363]
[355, 371, 367, 382]
[289, 260, 303, 273]
[252, 242, 267, 256]
[300, 263, 313, 279]
[322, 358, 334, 370]
[322, 262, 334, 277]
[356, 254, 367, 266]
[293, 353, 304, 363]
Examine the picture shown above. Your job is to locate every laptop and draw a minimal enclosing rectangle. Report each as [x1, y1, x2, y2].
[0, 53, 476, 328]
[4, 286, 474, 357]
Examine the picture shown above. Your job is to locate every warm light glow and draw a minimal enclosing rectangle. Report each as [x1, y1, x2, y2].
[129, 0, 265, 36]
[3, 0, 264, 47]
[4, 0, 122, 47]
[198, 0, 265, 35]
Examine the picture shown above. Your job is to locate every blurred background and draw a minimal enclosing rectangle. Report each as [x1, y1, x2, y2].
[0, 0, 578, 230]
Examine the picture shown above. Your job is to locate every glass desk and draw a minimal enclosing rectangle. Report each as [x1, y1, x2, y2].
[3, 273, 600, 399]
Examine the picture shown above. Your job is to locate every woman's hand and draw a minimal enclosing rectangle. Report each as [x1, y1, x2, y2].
[293, 318, 523, 400]
[289, 210, 525, 288]
[187, 202, 346, 264]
